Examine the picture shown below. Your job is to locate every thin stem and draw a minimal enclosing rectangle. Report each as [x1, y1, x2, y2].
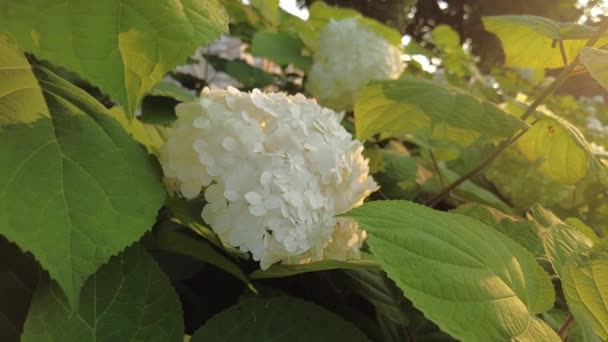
[429, 149, 446, 189]
[557, 314, 574, 339]
[426, 19, 608, 207]
[559, 40, 569, 67]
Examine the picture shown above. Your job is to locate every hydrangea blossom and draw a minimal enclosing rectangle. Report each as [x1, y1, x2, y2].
[306, 18, 404, 111]
[160, 87, 378, 269]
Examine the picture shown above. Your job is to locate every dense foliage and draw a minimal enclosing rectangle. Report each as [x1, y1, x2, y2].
[2, 0, 608, 341]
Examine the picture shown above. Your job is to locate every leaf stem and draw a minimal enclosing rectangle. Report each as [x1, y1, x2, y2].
[557, 314, 574, 339]
[559, 40, 569, 67]
[428, 149, 446, 189]
[426, 20, 608, 207]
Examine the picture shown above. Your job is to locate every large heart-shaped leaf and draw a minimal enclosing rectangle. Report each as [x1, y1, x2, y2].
[21, 244, 184, 342]
[483, 15, 608, 69]
[191, 296, 369, 341]
[0, 40, 165, 307]
[347, 200, 559, 341]
[0, 0, 228, 119]
[354, 79, 526, 147]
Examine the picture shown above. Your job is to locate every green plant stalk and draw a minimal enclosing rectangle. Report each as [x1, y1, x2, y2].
[427, 20, 608, 207]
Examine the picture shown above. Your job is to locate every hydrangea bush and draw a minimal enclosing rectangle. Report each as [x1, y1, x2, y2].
[2, 1, 608, 342]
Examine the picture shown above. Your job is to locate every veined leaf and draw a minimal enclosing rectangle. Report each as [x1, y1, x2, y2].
[191, 296, 369, 341]
[354, 79, 526, 147]
[0, 0, 228, 119]
[562, 242, 608, 339]
[581, 47, 608, 94]
[21, 244, 184, 342]
[528, 205, 594, 277]
[516, 113, 594, 184]
[0, 41, 165, 308]
[347, 200, 558, 342]
[483, 15, 608, 69]
[453, 204, 545, 258]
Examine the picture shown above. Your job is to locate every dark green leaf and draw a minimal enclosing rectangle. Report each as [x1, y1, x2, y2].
[0, 41, 165, 307]
[21, 244, 184, 342]
[191, 296, 369, 341]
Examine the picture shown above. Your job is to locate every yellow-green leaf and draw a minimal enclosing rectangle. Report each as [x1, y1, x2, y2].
[562, 242, 608, 339]
[483, 15, 608, 69]
[354, 79, 526, 147]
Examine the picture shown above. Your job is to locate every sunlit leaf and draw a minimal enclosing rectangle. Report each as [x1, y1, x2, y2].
[516, 113, 593, 184]
[483, 15, 608, 69]
[354, 78, 526, 147]
[562, 242, 608, 340]
[0, 0, 228, 119]
[347, 200, 558, 342]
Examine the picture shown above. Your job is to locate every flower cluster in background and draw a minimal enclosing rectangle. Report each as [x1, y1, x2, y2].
[306, 18, 404, 111]
[160, 87, 378, 269]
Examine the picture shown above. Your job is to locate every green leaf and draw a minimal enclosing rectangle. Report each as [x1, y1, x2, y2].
[432, 25, 461, 50]
[0, 237, 40, 342]
[191, 296, 369, 341]
[580, 47, 608, 94]
[0, 0, 228, 119]
[225, 60, 274, 88]
[564, 217, 599, 242]
[21, 244, 184, 342]
[251, 0, 279, 26]
[140, 96, 180, 126]
[562, 242, 608, 340]
[354, 79, 526, 147]
[250, 31, 312, 70]
[249, 253, 379, 279]
[347, 200, 559, 342]
[437, 165, 512, 212]
[483, 15, 608, 69]
[148, 82, 196, 103]
[453, 204, 546, 258]
[154, 222, 255, 291]
[0, 41, 165, 308]
[484, 146, 573, 209]
[528, 204, 594, 277]
[364, 145, 428, 200]
[109, 106, 166, 155]
[516, 113, 594, 184]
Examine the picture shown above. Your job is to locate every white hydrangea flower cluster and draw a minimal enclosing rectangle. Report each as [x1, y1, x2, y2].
[160, 87, 378, 269]
[306, 18, 404, 111]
